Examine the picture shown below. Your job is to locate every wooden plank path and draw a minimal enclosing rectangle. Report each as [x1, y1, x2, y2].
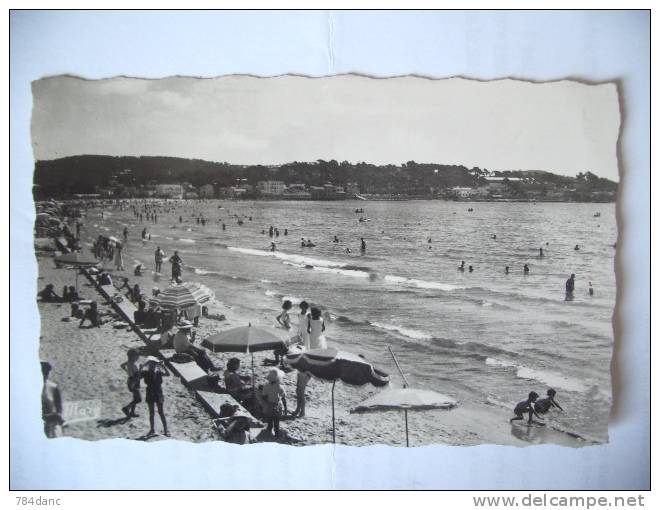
[79, 267, 264, 433]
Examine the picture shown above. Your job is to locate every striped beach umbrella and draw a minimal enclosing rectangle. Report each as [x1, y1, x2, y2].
[152, 281, 215, 310]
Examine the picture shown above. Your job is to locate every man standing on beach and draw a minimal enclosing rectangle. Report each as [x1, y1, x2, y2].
[41, 361, 63, 438]
[169, 251, 183, 281]
[154, 246, 164, 273]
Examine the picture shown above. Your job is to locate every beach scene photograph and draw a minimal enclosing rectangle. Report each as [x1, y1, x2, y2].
[31, 74, 620, 448]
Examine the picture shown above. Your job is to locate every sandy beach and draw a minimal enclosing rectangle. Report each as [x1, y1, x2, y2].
[36, 216, 590, 448]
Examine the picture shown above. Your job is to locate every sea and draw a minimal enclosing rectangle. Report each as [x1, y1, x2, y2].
[94, 199, 616, 443]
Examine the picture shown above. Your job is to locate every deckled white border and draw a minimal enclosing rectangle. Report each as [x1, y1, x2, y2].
[9, 10, 650, 489]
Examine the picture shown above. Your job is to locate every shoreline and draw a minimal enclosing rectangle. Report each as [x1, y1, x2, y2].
[34, 203, 599, 447]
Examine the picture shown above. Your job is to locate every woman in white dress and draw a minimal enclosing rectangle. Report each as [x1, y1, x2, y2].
[307, 307, 327, 350]
[297, 301, 311, 350]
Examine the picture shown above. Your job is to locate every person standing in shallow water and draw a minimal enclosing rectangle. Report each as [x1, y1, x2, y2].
[523, 264, 530, 275]
[360, 238, 366, 252]
[141, 357, 170, 437]
[565, 273, 576, 301]
[154, 246, 164, 273]
[169, 251, 183, 281]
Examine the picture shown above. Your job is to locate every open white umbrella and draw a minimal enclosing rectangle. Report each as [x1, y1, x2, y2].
[351, 387, 456, 446]
[351, 346, 457, 446]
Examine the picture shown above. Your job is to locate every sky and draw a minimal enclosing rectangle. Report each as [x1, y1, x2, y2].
[31, 75, 621, 180]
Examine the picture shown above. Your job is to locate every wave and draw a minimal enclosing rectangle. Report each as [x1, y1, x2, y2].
[179, 238, 196, 243]
[485, 357, 588, 393]
[370, 321, 432, 341]
[383, 275, 463, 291]
[227, 246, 349, 269]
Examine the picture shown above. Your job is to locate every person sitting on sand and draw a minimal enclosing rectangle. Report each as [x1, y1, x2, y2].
[222, 416, 251, 445]
[224, 357, 252, 401]
[258, 369, 287, 438]
[79, 301, 104, 328]
[173, 321, 219, 373]
[131, 284, 142, 304]
[41, 361, 63, 438]
[308, 307, 327, 350]
[134, 264, 144, 276]
[38, 284, 62, 303]
[534, 388, 564, 415]
[97, 272, 113, 286]
[510, 391, 543, 425]
[140, 356, 169, 437]
[134, 301, 148, 325]
[66, 285, 80, 302]
[120, 349, 141, 418]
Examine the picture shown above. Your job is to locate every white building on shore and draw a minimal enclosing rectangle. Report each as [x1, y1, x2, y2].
[257, 180, 285, 195]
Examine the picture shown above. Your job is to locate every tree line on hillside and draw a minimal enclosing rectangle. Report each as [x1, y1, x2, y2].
[32, 154, 618, 199]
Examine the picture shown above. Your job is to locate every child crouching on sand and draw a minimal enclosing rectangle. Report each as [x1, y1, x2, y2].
[120, 349, 141, 418]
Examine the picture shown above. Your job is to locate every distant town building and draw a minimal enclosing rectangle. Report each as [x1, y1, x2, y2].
[310, 183, 347, 200]
[345, 182, 360, 195]
[198, 184, 215, 198]
[257, 180, 286, 195]
[154, 184, 183, 199]
[450, 186, 478, 199]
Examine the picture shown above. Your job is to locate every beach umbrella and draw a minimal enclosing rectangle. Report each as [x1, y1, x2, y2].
[202, 324, 289, 389]
[53, 252, 101, 291]
[351, 387, 457, 447]
[152, 281, 215, 310]
[284, 347, 390, 443]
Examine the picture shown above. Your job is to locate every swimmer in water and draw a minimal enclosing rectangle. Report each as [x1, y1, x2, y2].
[360, 238, 366, 251]
[333, 236, 339, 243]
[539, 247, 544, 257]
[468, 265, 474, 273]
[574, 244, 580, 251]
[510, 391, 543, 425]
[491, 234, 497, 240]
[345, 247, 351, 254]
[459, 261, 465, 272]
[427, 237, 432, 243]
[534, 389, 564, 415]
[523, 264, 530, 275]
[505, 266, 510, 274]
[270, 242, 276, 252]
[588, 281, 594, 296]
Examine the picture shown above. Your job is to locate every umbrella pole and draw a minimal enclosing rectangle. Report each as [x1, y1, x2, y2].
[251, 352, 255, 394]
[332, 380, 336, 444]
[388, 346, 409, 388]
[405, 409, 409, 447]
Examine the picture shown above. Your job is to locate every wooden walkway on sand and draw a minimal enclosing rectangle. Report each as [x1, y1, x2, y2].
[80, 267, 264, 435]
